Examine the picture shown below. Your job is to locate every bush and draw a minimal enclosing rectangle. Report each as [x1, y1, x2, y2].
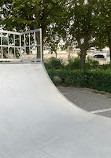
[85, 70, 111, 92]
[99, 64, 110, 70]
[48, 69, 111, 93]
[86, 57, 99, 70]
[44, 57, 64, 70]
[66, 56, 99, 70]
[66, 56, 80, 70]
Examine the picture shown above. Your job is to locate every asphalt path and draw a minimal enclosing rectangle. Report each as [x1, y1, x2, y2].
[58, 87, 111, 118]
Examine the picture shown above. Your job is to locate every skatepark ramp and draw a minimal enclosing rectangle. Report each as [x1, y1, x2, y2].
[0, 30, 111, 158]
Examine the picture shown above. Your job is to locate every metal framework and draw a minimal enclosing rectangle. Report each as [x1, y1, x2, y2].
[0, 28, 42, 62]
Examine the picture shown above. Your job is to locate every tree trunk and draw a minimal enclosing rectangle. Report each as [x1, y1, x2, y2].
[80, 48, 87, 69]
[35, 29, 44, 60]
[55, 51, 57, 59]
[36, 32, 40, 59]
[34, 2, 42, 60]
[106, 31, 111, 69]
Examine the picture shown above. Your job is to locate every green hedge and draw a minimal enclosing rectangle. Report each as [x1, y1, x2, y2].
[48, 69, 111, 93]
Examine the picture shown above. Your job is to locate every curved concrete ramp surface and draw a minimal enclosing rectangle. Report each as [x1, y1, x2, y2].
[0, 63, 111, 158]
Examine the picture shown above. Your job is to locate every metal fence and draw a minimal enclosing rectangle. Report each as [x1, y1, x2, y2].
[0, 28, 42, 62]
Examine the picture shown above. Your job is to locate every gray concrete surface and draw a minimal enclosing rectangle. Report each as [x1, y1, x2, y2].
[58, 87, 111, 118]
[1, 63, 111, 157]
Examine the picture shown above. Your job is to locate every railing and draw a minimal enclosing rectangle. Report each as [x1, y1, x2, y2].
[0, 28, 42, 62]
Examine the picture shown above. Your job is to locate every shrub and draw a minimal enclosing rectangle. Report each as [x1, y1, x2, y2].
[44, 57, 64, 70]
[48, 69, 111, 93]
[66, 56, 80, 70]
[66, 56, 99, 70]
[86, 57, 99, 70]
[99, 64, 110, 70]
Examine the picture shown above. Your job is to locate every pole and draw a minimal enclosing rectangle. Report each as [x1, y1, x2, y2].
[84, 57, 86, 88]
[52, 58, 54, 82]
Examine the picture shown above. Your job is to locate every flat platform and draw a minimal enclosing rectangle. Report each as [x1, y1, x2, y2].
[0, 63, 111, 158]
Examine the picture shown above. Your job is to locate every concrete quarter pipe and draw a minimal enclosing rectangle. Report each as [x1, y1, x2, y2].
[0, 63, 111, 158]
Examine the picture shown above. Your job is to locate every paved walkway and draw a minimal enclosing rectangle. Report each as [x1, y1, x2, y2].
[58, 87, 111, 118]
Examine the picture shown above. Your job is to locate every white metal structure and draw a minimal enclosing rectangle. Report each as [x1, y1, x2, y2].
[0, 63, 111, 158]
[0, 29, 42, 62]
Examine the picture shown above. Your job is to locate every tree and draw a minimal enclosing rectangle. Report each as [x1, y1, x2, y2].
[66, 0, 99, 69]
[0, 0, 67, 57]
[93, 0, 111, 68]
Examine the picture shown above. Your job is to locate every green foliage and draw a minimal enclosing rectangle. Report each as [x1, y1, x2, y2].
[93, 0, 111, 67]
[66, 56, 81, 70]
[94, 0, 111, 48]
[44, 57, 64, 70]
[99, 64, 110, 70]
[1, 0, 111, 66]
[66, 56, 99, 70]
[48, 69, 111, 93]
[85, 70, 111, 93]
[1, 0, 67, 52]
[85, 56, 99, 70]
[66, 0, 100, 69]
